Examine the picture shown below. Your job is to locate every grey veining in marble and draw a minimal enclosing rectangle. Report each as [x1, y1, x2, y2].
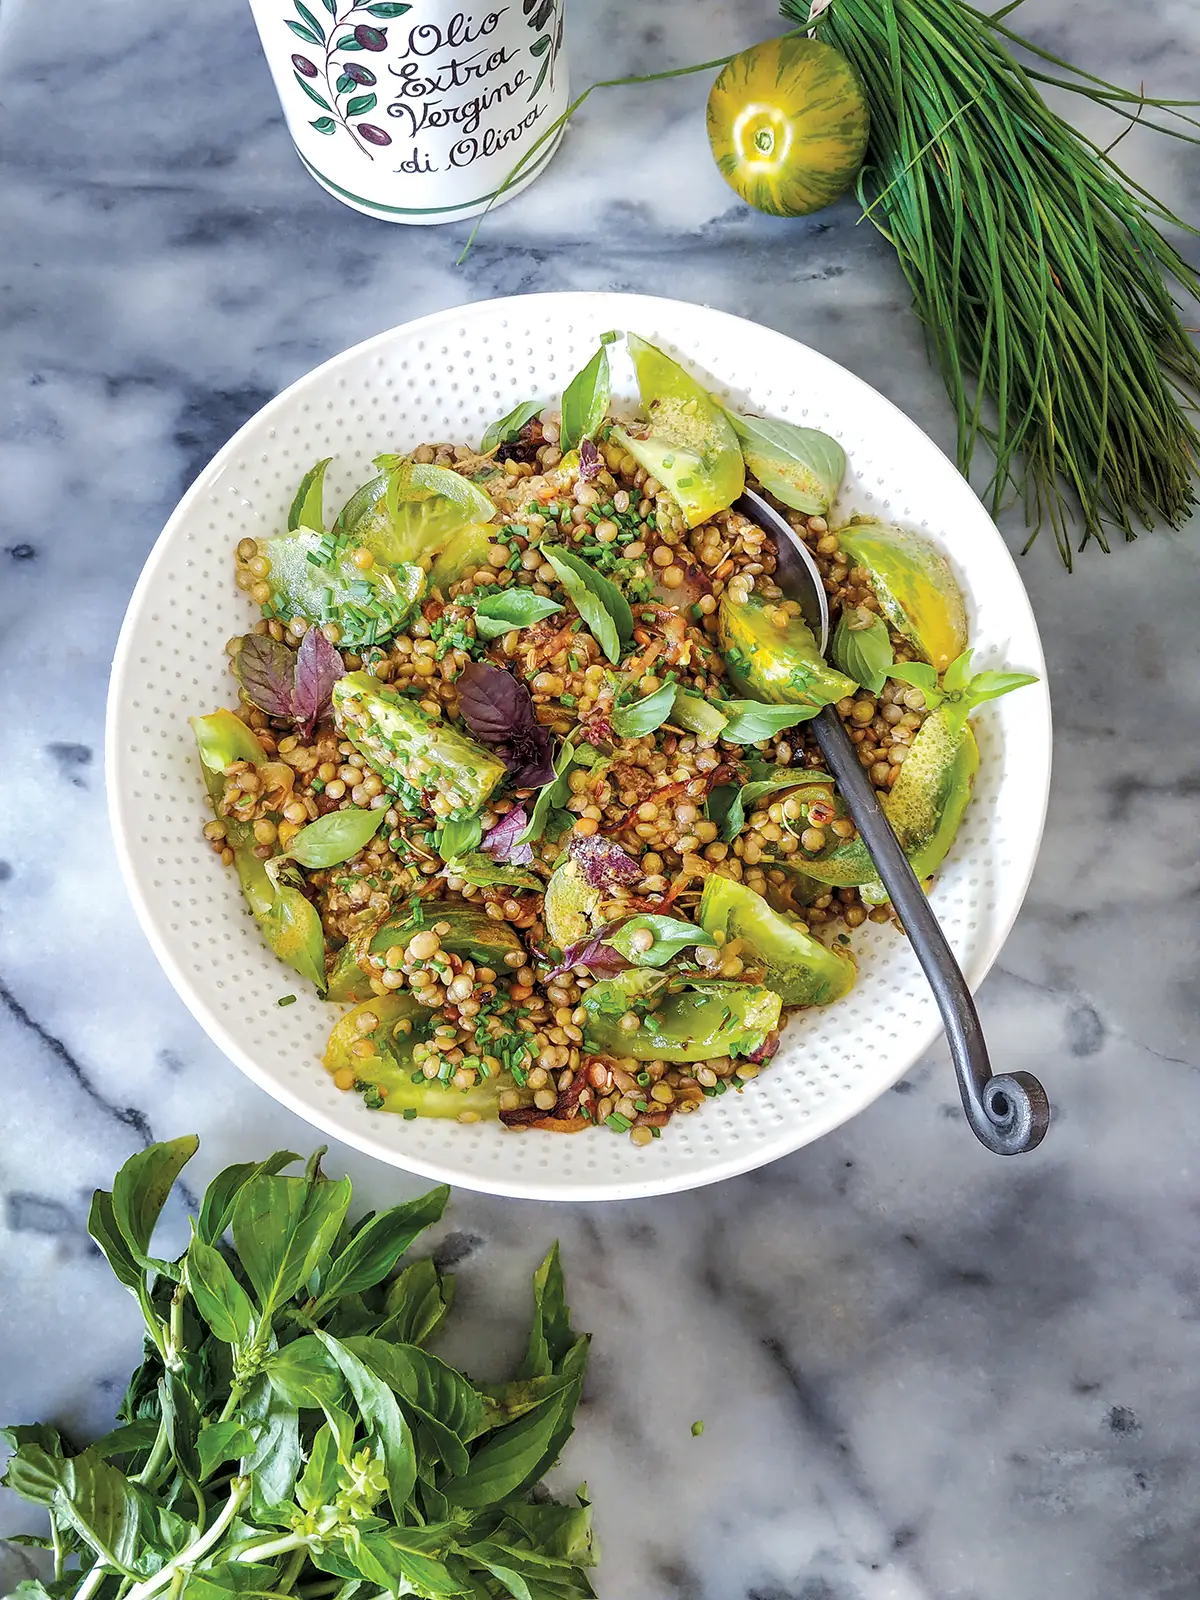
[2, 0, 1200, 1595]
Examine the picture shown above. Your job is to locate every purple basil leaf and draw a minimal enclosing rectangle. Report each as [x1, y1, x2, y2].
[457, 662, 555, 787]
[568, 831, 642, 889]
[231, 634, 297, 720]
[547, 926, 631, 982]
[578, 437, 603, 481]
[292, 626, 344, 738]
[482, 806, 535, 867]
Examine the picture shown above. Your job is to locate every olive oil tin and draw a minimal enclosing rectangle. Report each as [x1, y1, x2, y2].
[248, 0, 569, 223]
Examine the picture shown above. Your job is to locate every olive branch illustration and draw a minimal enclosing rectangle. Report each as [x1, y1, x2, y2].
[287, 0, 410, 158]
[523, 0, 563, 101]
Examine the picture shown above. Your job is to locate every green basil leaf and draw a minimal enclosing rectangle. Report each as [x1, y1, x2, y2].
[886, 661, 941, 704]
[380, 1258, 456, 1347]
[86, 1190, 144, 1293]
[345, 1336, 484, 1473]
[717, 700, 821, 743]
[559, 335, 618, 452]
[610, 681, 676, 739]
[287, 456, 332, 533]
[232, 1170, 352, 1319]
[111, 1136, 198, 1269]
[541, 546, 633, 664]
[473, 1372, 575, 1437]
[604, 914, 715, 968]
[437, 814, 482, 863]
[354, 1529, 463, 1599]
[471, 588, 563, 640]
[447, 1354, 585, 1508]
[831, 607, 894, 695]
[941, 648, 975, 693]
[481, 399, 544, 455]
[316, 1331, 417, 1519]
[195, 1420, 259, 1481]
[726, 412, 846, 515]
[516, 738, 575, 847]
[444, 851, 543, 891]
[461, 1542, 538, 1600]
[158, 1371, 201, 1487]
[239, 1374, 301, 1517]
[519, 1242, 575, 1381]
[285, 807, 384, 869]
[314, 1187, 449, 1305]
[704, 783, 739, 836]
[497, 1499, 597, 1565]
[260, 876, 328, 992]
[720, 769, 833, 842]
[87, 1421, 158, 1463]
[197, 1150, 301, 1245]
[962, 669, 1039, 705]
[186, 1237, 255, 1345]
[264, 1335, 347, 1412]
[4, 1446, 164, 1577]
[295, 1423, 341, 1513]
[672, 688, 727, 739]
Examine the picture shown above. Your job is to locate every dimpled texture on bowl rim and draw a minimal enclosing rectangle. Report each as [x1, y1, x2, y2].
[105, 293, 1051, 1202]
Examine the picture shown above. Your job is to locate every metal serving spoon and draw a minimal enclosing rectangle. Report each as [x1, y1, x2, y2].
[735, 488, 1050, 1155]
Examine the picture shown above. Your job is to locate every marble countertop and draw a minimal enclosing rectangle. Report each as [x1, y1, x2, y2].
[3, 0, 1200, 1594]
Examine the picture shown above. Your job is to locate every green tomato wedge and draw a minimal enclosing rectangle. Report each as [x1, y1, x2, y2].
[718, 591, 857, 707]
[190, 711, 265, 787]
[261, 527, 424, 649]
[333, 459, 496, 569]
[428, 522, 495, 592]
[288, 456, 333, 532]
[333, 672, 505, 820]
[789, 709, 980, 892]
[581, 970, 781, 1062]
[327, 901, 524, 1004]
[324, 995, 501, 1120]
[835, 520, 967, 674]
[543, 860, 601, 948]
[190, 713, 325, 989]
[698, 875, 855, 1006]
[610, 334, 744, 528]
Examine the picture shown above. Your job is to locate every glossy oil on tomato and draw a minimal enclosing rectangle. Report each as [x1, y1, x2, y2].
[707, 35, 869, 218]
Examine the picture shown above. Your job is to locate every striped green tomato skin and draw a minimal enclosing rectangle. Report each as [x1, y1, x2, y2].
[707, 36, 869, 218]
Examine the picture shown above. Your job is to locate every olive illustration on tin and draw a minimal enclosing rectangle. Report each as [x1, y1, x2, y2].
[282, 0, 399, 159]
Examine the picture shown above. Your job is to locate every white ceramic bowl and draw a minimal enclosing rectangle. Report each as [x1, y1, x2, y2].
[106, 293, 1051, 1201]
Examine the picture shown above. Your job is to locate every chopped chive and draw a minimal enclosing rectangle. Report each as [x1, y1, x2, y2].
[636, 1071, 651, 1087]
[511, 1064, 528, 1087]
[559, 693, 577, 707]
[410, 1068, 426, 1084]
[402, 1107, 418, 1120]
[634, 1100, 648, 1113]
[605, 1112, 632, 1132]
[276, 994, 297, 1007]
[691, 1420, 704, 1437]
[650, 1126, 661, 1138]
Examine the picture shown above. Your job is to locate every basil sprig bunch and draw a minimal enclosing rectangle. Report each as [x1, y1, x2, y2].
[2, 1139, 597, 1600]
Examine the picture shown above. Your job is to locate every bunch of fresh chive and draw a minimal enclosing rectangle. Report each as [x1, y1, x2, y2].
[783, 0, 1200, 565]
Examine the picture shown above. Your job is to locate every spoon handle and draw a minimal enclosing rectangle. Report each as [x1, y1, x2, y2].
[810, 707, 1050, 1155]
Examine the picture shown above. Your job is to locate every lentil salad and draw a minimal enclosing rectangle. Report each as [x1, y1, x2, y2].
[192, 332, 1036, 1146]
